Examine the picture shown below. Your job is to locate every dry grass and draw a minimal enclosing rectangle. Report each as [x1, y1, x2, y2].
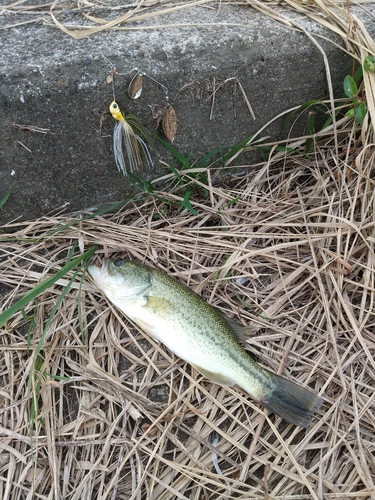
[1, 111, 375, 498]
[1, 0, 375, 498]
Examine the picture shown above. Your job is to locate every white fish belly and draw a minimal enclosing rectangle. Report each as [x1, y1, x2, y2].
[112, 296, 242, 383]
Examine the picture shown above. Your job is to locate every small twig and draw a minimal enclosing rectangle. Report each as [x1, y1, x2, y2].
[210, 76, 216, 120]
[236, 78, 256, 120]
[206, 76, 256, 120]
[13, 123, 57, 135]
[17, 141, 32, 152]
[263, 464, 271, 500]
[211, 433, 232, 497]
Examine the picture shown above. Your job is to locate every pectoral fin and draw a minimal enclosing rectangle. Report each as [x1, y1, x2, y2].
[144, 295, 174, 314]
[133, 295, 174, 339]
[191, 363, 235, 387]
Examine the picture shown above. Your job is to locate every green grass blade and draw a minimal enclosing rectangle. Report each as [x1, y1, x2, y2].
[168, 162, 183, 182]
[223, 136, 253, 162]
[179, 187, 198, 215]
[27, 264, 83, 430]
[354, 63, 364, 81]
[0, 185, 13, 210]
[280, 99, 323, 137]
[128, 172, 154, 193]
[199, 145, 231, 168]
[157, 136, 189, 166]
[305, 111, 315, 153]
[0, 246, 97, 328]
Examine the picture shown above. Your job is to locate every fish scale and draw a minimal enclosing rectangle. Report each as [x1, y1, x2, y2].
[88, 258, 323, 427]
[139, 266, 278, 394]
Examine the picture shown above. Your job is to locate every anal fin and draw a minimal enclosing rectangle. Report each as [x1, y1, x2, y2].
[191, 363, 235, 386]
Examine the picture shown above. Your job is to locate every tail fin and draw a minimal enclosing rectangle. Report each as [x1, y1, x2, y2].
[262, 373, 323, 428]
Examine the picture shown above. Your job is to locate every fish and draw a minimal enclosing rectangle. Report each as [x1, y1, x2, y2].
[88, 258, 323, 427]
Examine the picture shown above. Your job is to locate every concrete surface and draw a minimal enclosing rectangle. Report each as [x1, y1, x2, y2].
[0, 3, 374, 225]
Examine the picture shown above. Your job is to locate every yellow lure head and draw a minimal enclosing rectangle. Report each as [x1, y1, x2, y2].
[109, 101, 125, 122]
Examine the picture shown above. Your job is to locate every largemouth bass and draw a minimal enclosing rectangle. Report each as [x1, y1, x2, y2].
[88, 258, 322, 427]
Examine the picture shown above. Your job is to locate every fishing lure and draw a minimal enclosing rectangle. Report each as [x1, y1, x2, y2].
[109, 101, 154, 175]
[103, 56, 154, 175]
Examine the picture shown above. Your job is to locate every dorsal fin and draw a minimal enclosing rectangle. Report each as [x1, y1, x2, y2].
[215, 308, 256, 343]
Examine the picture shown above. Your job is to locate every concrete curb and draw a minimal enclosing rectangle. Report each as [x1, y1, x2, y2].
[1, 4, 374, 224]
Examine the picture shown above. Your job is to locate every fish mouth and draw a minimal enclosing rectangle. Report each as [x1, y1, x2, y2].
[88, 257, 109, 281]
[100, 257, 109, 271]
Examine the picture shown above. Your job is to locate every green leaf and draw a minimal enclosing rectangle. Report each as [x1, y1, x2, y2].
[46, 373, 69, 381]
[216, 195, 242, 214]
[355, 101, 367, 125]
[34, 354, 44, 372]
[181, 152, 193, 170]
[364, 56, 375, 74]
[343, 75, 358, 98]
[321, 115, 333, 129]
[345, 108, 355, 118]
[27, 262, 86, 428]
[353, 64, 364, 84]
[0, 246, 97, 329]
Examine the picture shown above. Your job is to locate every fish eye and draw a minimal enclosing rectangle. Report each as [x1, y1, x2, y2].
[114, 259, 124, 267]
